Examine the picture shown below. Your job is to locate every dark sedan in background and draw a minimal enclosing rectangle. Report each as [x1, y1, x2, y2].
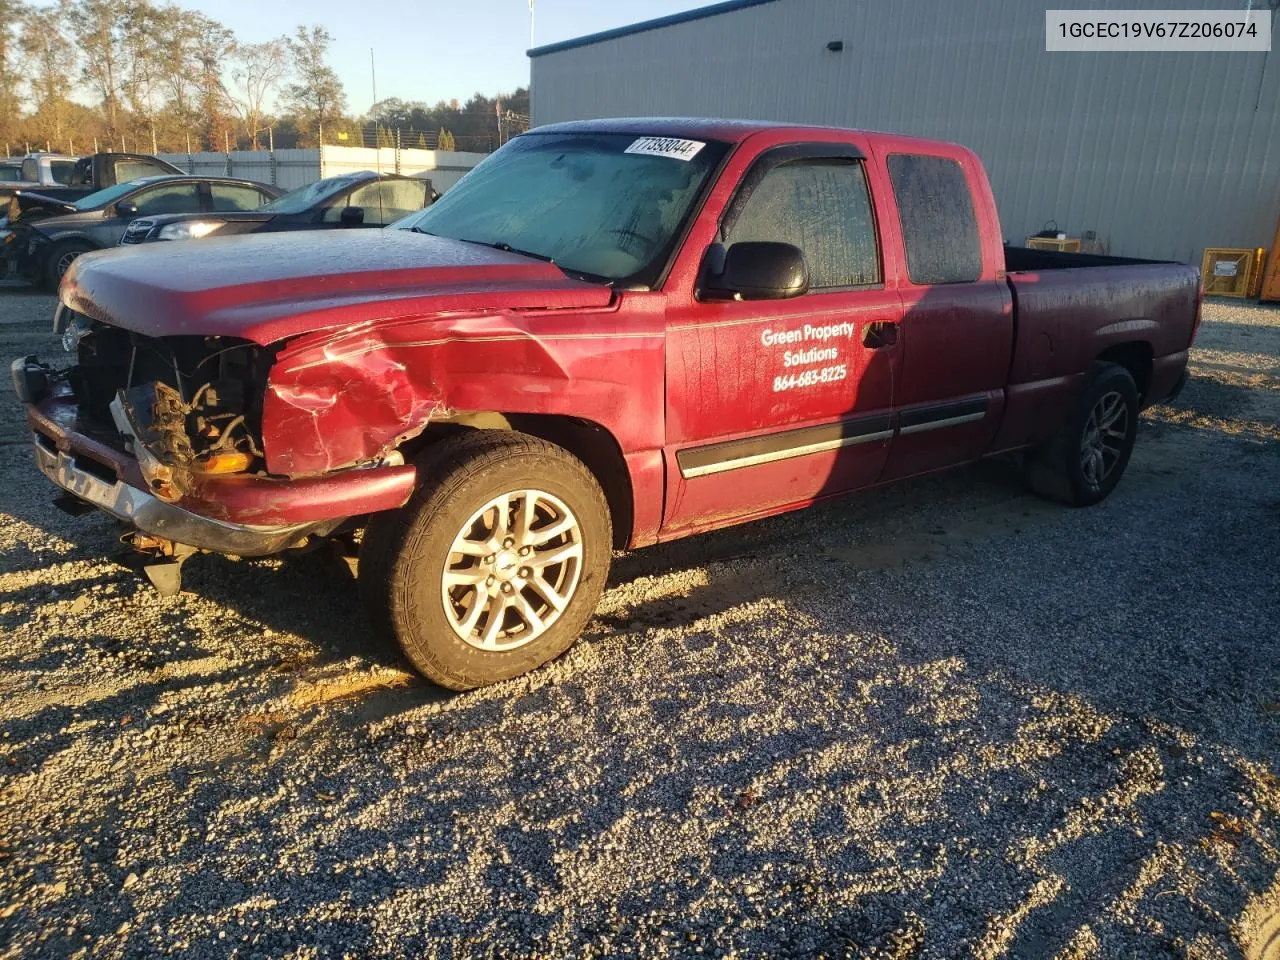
[6, 174, 279, 288]
[118, 171, 436, 246]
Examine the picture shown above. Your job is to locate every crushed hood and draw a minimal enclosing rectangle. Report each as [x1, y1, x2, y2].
[8, 191, 78, 222]
[60, 230, 615, 345]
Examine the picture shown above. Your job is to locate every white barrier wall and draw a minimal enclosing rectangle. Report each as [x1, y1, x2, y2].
[156, 146, 486, 193]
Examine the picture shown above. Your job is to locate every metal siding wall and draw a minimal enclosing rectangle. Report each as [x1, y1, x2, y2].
[158, 150, 321, 190]
[156, 148, 486, 193]
[531, 0, 1280, 263]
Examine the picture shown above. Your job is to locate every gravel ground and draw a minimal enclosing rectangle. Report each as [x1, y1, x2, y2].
[0, 290, 1277, 959]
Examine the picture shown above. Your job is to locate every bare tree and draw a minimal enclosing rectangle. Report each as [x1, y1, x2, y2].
[19, 1, 75, 144]
[282, 24, 346, 144]
[191, 14, 234, 150]
[69, 0, 128, 140]
[151, 6, 200, 148]
[231, 38, 287, 150]
[121, 1, 166, 151]
[0, 0, 28, 151]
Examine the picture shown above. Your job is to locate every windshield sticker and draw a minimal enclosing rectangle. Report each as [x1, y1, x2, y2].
[624, 137, 706, 162]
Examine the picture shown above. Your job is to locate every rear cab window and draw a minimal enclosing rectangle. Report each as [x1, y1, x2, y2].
[115, 159, 176, 184]
[886, 154, 982, 285]
[50, 160, 76, 185]
[721, 147, 881, 290]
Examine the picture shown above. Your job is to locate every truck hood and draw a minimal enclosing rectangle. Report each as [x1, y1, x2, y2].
[60, 230, 615, 345]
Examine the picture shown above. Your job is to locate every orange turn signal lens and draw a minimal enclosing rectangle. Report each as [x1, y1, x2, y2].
[195, 451, 252, 475]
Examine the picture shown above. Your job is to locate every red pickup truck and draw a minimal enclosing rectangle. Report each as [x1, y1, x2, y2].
[13, 119, 1200, 690]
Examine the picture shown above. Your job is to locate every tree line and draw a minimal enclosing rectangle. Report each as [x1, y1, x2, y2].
[0, 0, 529, 156]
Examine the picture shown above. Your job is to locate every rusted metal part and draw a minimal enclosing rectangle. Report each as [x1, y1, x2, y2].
[108, 378, 265, 500]
[121, 531, 182, 557]
[110, 391, 189, 502]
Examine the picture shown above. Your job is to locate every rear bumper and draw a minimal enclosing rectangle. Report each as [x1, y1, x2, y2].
[26, 393, 418, 556]
[1147, 351, 1190, 407]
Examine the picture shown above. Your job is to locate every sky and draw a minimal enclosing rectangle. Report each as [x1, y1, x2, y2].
[169, 0, 713, 115]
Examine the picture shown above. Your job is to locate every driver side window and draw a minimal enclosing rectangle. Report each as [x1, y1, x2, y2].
[723, 159, 881, 290]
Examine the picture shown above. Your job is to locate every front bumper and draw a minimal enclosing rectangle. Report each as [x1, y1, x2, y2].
[33, 432, 323, 556]
[25, 391, 419, 557]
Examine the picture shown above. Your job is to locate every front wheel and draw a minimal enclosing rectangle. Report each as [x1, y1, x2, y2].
[1026, 362, 1140, 506]
[43, 241, 92, 290]
[359, 432, 612, 690]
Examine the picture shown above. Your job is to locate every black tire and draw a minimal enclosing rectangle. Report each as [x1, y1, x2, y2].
[359, 431, 612, 690]
[1026, 362, 1140, 507]
[43, 241, 92, 290]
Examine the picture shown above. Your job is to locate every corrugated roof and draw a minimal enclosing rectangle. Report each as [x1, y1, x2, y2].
[527, 0, 783, 58]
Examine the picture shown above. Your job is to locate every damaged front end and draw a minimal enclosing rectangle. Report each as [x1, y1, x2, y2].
[21, 310, 418, 591]
[110, 376, 263, 503]
[61, 311, 272, 493]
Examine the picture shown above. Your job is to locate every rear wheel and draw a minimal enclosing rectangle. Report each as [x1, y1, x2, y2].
[43, 241, 92, 290]
[359, 431, 612, 690]
[1027, 362, 1139, 506]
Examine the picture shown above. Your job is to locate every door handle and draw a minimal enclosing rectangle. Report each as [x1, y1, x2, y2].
[863, 321, 899, 349]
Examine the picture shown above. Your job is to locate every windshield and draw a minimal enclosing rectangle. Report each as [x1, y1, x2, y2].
[74, 181, 142, 210]
[260, 174, 369, 214]
[401, 132, 729, 284]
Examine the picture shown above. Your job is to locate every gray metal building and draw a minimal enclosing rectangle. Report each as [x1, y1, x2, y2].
[529, 0, 1280, 265]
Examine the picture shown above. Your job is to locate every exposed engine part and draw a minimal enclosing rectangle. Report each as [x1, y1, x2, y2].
[143, 381, 264, 466]
[64, 318, 271, 468]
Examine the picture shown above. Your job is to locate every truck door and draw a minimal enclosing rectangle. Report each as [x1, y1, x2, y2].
[662, 142, 903, 535]
[876, 151, 1013, 482]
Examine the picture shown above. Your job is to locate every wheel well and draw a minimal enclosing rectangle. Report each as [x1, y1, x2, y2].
[1096, 341, 1153, 400]
[408, 413, 635, 550]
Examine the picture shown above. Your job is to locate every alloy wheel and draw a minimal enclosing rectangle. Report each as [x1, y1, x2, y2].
[440, 488, 584, 652]
[1079, 390, 1129, 492]
[56, 250, 79, 277]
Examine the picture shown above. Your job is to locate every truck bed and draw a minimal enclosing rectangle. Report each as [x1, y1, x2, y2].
[1003, 244, 1175, 271]
[994, 245, 1201, 452]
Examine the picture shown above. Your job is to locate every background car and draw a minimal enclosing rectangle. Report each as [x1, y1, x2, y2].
[118, 171, 436, 245]
[6, 174, 279, 287]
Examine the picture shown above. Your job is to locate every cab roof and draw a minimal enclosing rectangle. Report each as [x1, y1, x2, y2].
[529, 117, 790, 143]
[528, 117, 972, 157]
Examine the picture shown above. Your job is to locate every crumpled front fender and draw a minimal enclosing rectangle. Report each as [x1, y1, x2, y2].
[261, 313, 576, 476]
